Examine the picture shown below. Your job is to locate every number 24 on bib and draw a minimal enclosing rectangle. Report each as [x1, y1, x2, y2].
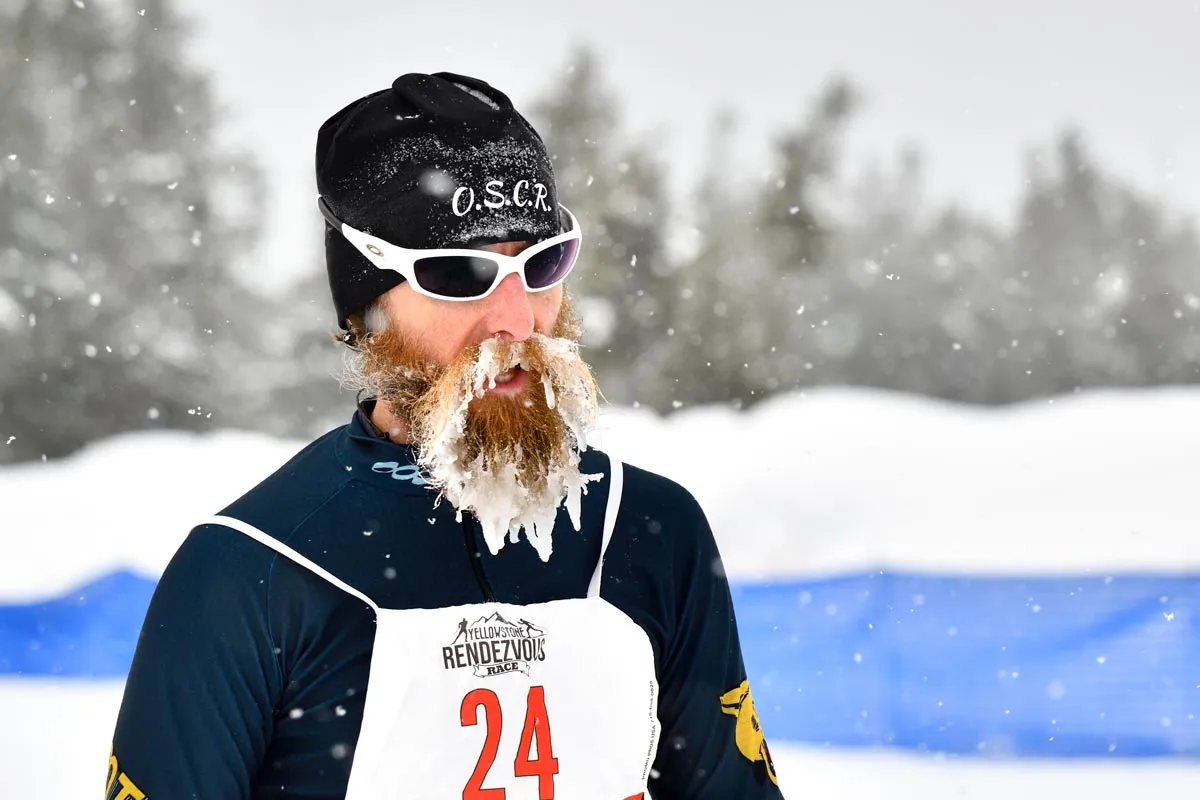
[458, 685, 645, 800]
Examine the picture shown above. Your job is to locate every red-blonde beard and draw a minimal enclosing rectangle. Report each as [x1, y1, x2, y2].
[351, 297, 603, 561]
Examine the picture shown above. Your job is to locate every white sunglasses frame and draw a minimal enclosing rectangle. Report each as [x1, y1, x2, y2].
[317, 196, 582, 302]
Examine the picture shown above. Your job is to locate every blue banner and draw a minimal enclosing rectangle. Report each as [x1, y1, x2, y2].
[0, 570, 155, 678]
[3, 569, 1198, 757]
[734, 572, 1200, 757]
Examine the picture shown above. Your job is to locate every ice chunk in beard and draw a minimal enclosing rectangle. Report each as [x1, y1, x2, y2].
[414, 334, 603, 562]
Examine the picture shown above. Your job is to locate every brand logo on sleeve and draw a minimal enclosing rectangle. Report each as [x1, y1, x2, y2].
[442, 612, 546, 678]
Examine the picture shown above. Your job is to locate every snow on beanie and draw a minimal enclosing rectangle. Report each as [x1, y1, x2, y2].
[315, 72, 561, 330]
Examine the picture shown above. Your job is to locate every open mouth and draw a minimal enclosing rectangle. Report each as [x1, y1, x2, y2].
[488, 366, 528, 393]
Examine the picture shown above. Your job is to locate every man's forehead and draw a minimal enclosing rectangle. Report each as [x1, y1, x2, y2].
[472, 240, 531, 255]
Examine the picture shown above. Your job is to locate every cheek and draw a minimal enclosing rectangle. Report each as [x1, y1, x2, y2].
[385, 285, 474, 362]
[426, 312, 480, 363]
[532, 286, 565, 334]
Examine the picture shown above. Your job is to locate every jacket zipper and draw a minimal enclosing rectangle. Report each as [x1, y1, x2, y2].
[461, 515, 496, 602]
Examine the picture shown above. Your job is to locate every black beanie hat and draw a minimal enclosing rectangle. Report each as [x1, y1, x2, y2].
[315, 72, 561, 330]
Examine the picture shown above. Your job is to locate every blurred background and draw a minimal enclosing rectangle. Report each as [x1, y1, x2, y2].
[2, 0, 1199, 796]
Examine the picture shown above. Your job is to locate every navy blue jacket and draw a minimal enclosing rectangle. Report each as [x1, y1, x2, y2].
[108, 401, 783, 799]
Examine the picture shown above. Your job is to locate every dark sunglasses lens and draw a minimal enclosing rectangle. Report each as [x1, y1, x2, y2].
[412, 256, 499, 298]
[523, 238, 579, 289]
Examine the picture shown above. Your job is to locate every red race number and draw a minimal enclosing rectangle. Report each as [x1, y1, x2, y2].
[514, 686, 559, 799]
[460, 686, 559, 800]
[461, 688, 505, 800]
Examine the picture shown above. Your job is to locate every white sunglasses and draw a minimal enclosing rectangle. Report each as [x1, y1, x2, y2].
[318, 196, 582, 302]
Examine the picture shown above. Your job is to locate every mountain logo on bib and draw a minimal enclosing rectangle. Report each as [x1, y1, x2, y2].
[441, 611, 547, 678]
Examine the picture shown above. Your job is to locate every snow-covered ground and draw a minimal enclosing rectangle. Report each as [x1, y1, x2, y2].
[7, 385, 1200, 600]
[7, 677, 1200, 800]
[5, 386, 1200, 796]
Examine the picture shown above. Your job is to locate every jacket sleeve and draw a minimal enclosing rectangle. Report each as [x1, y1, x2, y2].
[648, 497, 785, 800]
[107, 525, 280, 799]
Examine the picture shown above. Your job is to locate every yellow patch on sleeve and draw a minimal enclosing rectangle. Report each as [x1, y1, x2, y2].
[720, 678, 779, 786]
[106, 744, 147, 800]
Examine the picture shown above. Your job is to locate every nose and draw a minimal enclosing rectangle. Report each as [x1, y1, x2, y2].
[480, 272, 535, 342]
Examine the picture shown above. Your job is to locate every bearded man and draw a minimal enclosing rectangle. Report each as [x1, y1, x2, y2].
[108, 72, 784, 800]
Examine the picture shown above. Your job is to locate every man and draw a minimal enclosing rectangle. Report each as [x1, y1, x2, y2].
[108, 71, 783, 799]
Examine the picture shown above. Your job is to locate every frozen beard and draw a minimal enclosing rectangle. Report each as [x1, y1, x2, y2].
[353, 301, 602, 562]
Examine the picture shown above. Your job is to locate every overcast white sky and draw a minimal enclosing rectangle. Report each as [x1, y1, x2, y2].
[173, 0, 1200, 292]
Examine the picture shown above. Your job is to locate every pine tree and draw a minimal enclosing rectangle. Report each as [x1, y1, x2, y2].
[757, 79, 857, 273]
[742, 78, 859, 406]
[827, 150, 1009, 402]
[526, 46, 673, 409]
[1004, 129, 1200, 398]
[0, 0, 264, 463]
[668, 109, 764, 407]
